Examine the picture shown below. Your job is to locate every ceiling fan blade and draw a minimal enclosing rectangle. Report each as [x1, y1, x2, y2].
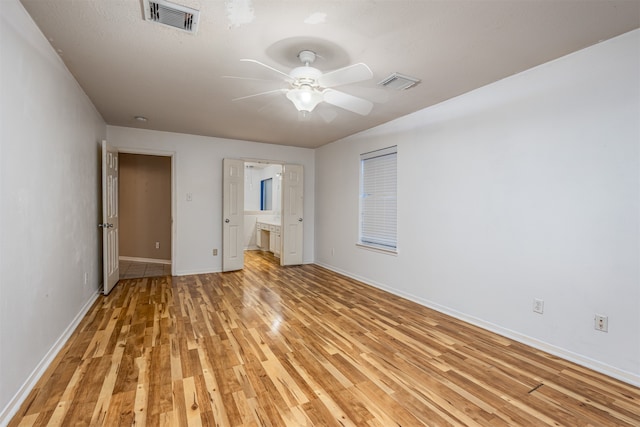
[297, 111, 312, 122]
[318, 107, 338, 123]
[296, 107, 337, 123]
[340, 86, 390, 104]
[318, 63, 373, 88]
[232, 89, 285, 101]
[257, 95, 292, 115]
[222, 75, 283, 83]
[323, 89, 373, 116]
[240, 59, 291, 80]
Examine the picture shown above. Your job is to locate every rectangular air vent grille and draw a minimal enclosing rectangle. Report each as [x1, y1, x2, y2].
[143, 0, 199, 33]
[378, 73, 421, 90]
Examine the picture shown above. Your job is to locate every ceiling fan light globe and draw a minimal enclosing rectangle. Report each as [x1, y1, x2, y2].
[287, 86, 323, 113]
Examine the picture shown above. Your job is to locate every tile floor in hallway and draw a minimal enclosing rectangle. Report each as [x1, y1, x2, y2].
[119, 259, 171, 279]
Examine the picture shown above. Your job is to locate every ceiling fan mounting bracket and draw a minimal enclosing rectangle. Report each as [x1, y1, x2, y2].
[297, 50, 317, 66]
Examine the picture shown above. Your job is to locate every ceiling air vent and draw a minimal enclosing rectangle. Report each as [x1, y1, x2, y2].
[142, 0, 200, 33]
[378, 73, 421, 90]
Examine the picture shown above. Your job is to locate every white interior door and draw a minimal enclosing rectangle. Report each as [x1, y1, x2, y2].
[101, 140, 119, 294]
[281, 164, 304, 266]
[222, 158, 244, 271]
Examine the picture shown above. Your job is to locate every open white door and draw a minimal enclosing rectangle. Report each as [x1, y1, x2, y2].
[101, 140, 119, 294]
[281, 164, 304, 266]
[222, 158, 244, 271]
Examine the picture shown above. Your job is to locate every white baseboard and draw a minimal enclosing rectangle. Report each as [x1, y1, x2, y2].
[119, 256, 171, 265]
[315, 261, 640, 388]
[175, 268, 221, 276]
[175, 259, 314, 277]
[0, 290, 100, 425]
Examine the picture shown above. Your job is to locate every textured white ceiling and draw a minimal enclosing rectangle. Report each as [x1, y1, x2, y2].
[20, 0, 640, 148]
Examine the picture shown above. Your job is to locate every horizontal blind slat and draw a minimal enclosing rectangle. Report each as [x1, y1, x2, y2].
[359, 149, 397, 249]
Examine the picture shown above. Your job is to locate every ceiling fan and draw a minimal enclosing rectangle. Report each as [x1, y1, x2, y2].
[229, 50, 375, 117]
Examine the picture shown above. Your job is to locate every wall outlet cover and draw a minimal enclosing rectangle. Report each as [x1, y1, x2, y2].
[595, 314, 608, 332]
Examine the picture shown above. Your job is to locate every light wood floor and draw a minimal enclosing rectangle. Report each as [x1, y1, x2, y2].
[9, 251, 640, 426]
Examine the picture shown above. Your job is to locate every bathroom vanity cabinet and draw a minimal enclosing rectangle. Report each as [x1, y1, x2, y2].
[256, 221, 281, 257]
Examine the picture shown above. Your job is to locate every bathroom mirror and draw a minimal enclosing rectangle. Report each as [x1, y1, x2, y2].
[260, 178, 273, 210]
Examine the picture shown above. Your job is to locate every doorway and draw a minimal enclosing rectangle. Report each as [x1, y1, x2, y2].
[119, 152, 173, 278]
[222, 159, 304, 271]
[244, 161, 282, 257]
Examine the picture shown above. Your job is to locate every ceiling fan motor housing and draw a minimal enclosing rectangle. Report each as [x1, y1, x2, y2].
[290, 66, 322, 88]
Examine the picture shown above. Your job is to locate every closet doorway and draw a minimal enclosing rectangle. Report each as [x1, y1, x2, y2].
[119, 152, 174, 278]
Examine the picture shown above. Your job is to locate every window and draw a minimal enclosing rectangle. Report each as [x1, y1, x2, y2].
[359, 146, 397, 252]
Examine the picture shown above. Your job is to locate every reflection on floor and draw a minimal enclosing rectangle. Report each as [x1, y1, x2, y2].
[246, 249, 279, 265]
[119, 259, 171, 279]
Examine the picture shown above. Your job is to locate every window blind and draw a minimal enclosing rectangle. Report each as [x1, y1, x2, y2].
[359, 146, 397, 250]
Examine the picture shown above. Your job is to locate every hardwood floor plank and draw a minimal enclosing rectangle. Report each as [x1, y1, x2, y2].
[132, 349, 150, 427]
[182, 376, 203, 427]
[59, 356, 111, 426]
[15, 413, 39, 427]
[8, 250, 640, 426]
[88, 339, 124, 425]
[350, 381, 425, 427]
[104, 390, 135, 426]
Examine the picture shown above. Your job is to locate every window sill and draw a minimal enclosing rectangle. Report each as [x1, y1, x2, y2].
[356, 243, 398, 256]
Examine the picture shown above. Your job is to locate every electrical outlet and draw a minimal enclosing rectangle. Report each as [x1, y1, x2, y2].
[533, 298, 544, 314]
[83, 272, 88, 285]
[212, 249, 218, 256]
[594, 314, 608, 332]
[331, 248, 335, 256]
[155, 242, 160, 249]
[186, 192, 193, 202]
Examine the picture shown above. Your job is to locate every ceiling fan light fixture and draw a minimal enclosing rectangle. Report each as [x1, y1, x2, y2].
[286, 85, 323, 113]
[232, 50, 375, 117]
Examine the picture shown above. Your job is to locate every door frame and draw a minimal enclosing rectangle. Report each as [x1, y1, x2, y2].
[117, 148, 177, 276]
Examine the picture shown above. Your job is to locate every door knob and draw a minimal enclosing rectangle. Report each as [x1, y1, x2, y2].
[225, 218, 230, 223]
[298, 218, 303, 222]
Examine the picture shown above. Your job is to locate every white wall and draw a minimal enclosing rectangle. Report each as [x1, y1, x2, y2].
[0, 0, 106, 421]
[315, 30, 640, 385]
[244, 166, 261, 211]
[107, 126, 315, 274]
